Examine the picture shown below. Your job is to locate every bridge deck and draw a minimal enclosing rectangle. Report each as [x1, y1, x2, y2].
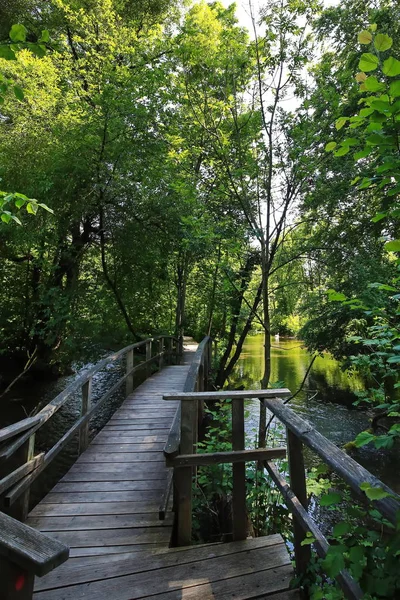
[26, 343, 297, 600]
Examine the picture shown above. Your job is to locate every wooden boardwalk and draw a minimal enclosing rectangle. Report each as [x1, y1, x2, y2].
[25, 342, 297, 600]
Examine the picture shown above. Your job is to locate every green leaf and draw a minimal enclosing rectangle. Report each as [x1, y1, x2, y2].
[364, 76, 385, 92]
[322, 545, 346, 577]
[371, 212, 387, 223]
[360, 482, 390, 500]
[385, 240, 400, 252]
[332, 522, 351, 538]
[1, 212, 11, 223]
[334, 146, 350, 157]
[359, 53, 379, 72]
[354, 148, 372, 160]
[374, 33, 393, 52]
[39, 30, 50, 43]
[354, 431, 375, 447]
[358, 31, 373, 45]
[26, 202, 38, 215]
[320, 492, 342, 507]
[14, 197, 26, 209]
[383, 57, 400, 77]
[37, 203, 54, 214]
[327, 289, 347, 301]
[341, 138, 358, 147]
[0, 45, 16, 60]
[389, 80, 400, 97]
[9, 24, 27, 43]
[325, 142, 337, 152]
[28, 43, 46, 58]
[13, 85, 24, 101]
[335, 117, 348, 130]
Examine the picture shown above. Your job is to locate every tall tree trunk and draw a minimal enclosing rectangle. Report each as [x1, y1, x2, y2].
[99, 207, 139, 340]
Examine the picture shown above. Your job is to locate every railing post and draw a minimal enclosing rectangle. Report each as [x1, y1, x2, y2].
[146, 340, 152, 378]
[165, 337, 172, 365]
[178, 335, 184, 361]
[3, 434, 36, 522]
[176, 399, 195, 546]
[159, 337, 164, 370]
[232, 398, 247, 541]
[79, 378, 92, 454]
[287, 428, 311, 578]
[0, 556, 35, 600]
[126, 349, 134, 396]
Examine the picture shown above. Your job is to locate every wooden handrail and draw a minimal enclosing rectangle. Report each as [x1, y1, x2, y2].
[0, 510, 69, 599]
[0, 335, 179, 519]
[264, 397, 400, 526]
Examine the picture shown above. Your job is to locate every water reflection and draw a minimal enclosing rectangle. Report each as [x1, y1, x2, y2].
[231, 335, 399, 492]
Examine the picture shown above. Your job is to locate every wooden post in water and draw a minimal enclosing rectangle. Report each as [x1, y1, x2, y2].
[287, 428, 311, 578]
[126, 348, 134, 396]
[79, 378, 92, 454]
[146, 340, 152, 378]
[176, 400, 195, 546]
[232, 398, 247, 541]
[159, 337, 164, 370]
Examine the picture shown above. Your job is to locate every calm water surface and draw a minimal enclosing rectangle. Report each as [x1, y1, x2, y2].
[231, 335, 399, 492]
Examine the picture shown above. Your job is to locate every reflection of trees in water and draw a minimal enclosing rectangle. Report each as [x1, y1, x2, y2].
[307, 372, 357, 407]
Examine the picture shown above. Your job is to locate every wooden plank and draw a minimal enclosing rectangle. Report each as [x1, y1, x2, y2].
[69, 462, 165, 473]
[34, 543, 291, 600]
[48, 527, 171, 548]
[35, 535, 284, 591]
[163, 388, 291, 401]
[146, 566, 293, 600]
[168, 447, 286, 467]
[264, 398, 400, 525]
[75, 443, 165, 453]
[0, 511, 69, 577]
[53, 481, 166, 493]
[232, 397, 246, 541]
[26, 513, 172, 532]
[41, 490, 162, 503]
[69, 544, 161, 558]
[5, 433, 35, 519]
[104, 424, 170, 431]
[61, 470, 165, 482]
[76, 453, 163, 463]
[30, 502, 160, 517]
[126, 348, 134, 396]
[91, 435, 168, 444]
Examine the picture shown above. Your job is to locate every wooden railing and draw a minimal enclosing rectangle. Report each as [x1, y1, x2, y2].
[162, 336, 212, 544]
[0, 335, 180, 599]
[163, 390, 400, 599]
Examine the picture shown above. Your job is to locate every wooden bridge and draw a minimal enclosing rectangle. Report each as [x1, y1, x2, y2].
[1, 336, 399, 600]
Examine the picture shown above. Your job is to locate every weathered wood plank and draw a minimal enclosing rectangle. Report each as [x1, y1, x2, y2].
[26, 514, 173, 532]
[0, 415, 42, 445]
[53, 481, 166, 493]
[48, 527, 171, 548]
[61, 470, 165, 482]
[35, 535, 284, 591]
[75, 453, 164, 463]
[0, 511, 69, 577]
[34, 543, 291, 600]
[30, 502, 160, 517]
[41, 491, 162, 504]
[264, 398, 400, 525]
[163, 388, 291, 401]
[0, 453, 44, 495]
[168, 447, 286, 467]
[80, 443, 165, 452]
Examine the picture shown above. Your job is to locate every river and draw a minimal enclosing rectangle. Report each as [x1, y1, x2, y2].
[231, 335, 400, 493]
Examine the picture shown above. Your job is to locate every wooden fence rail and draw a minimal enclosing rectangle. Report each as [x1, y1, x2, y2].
[0, 334, 180, 599]
[163, 383, 400, 600]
